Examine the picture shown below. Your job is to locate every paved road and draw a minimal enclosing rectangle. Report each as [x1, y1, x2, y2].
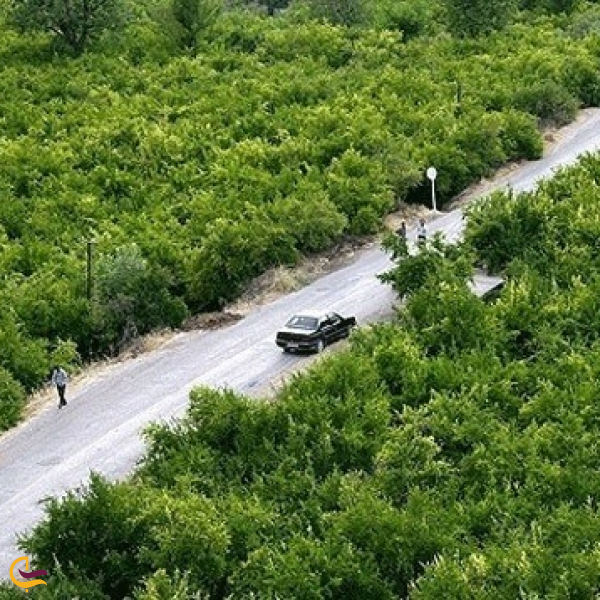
[2, 109, 600, 576]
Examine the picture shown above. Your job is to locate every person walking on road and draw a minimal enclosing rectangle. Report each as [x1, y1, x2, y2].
[51, 366, 69, 409]
[396, 220, 407, 241]
[417, 218, 427, 245]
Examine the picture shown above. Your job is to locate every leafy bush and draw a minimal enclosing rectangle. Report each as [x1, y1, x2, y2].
[3, 2, 600, 428]
[379, 233, 474, 300]
[0, 366, 26, 431]
[21, 474, 153, 598]
[134, 569, 206, 600]
[513, 79, 579, 125]
[93, 243, 188, 351]
[372, 0, 438, 39]
[186, 212, 297, 310]
[443, 0, 518, 37]
[7, 0, 127, 54]
[229, 534, 393, 599]
[20, 143, 600, 600]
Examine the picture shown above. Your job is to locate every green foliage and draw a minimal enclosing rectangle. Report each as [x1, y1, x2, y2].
[93, 244, 187, 352]
[0, 569, 108, 599]
[371, 0, 439, 39]
[570, 3, 600, 38]
[464, 188, 552, 273]
[7, 0, 127, 54]
[277, 352, 391, 477]
[134, 569, 206, 600]
[379, 233, 474, 300]
[520, 0, 582, 14]
[513, 79, 579, 125]
[140, 386, 287, 490]
[268, 187, 348, 253]
[305, 0, 368, 26]
[411, 287, 494, 359]
[244, 0, 289, 16]
[21, 474, 162, 598]
[0, 583, 24, 599]
[230, 534, 394, 599]
[0, 312, 49, 390]
[137, 491, 230, 595]
[375, 425, 452, 502]
[353, 324, 431, 409]
[187, 212, 297, 310]
[50, 338, 81, 370]
[0, 0, 599, 438]
[442, 0, 518, 36]
[0, 366, 26, 431]
[171, 0, 221, 52]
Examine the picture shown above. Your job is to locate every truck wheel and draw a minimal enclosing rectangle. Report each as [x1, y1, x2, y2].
[316, 338, 325, 353]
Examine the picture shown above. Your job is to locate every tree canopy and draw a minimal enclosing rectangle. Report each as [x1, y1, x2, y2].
[8, 151, 600, 598]
[1, 0, 600, 432]
[8, 0, 126, 53]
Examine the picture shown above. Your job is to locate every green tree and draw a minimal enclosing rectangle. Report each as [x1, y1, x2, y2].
[241, 0, 289, 16]
[442, 0, 517, 37]
[134, 569, 205, 600]
[373, 0, 437, 39]
[186, 213, 296, 311]
[263, 0, 289, 16]
[0, 366, 26, 431]
[21, 474, 151, 599]
[520, 0, 581, 14]
[379, 233, 474, 300]
[93, 244, 187, 353]
[307, 0, 367, 26]
[8, 0, 127, 54]
[171, 0, 221, 52]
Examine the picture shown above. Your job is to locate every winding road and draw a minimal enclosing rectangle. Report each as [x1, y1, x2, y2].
[2, 109, 600, 577]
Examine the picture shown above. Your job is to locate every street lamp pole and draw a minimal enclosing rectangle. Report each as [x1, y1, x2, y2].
[426, 167, 438, 213]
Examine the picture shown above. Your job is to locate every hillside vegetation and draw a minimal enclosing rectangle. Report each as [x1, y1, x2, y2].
[4, 149, 600, 598]
[1, 0, 600, 428]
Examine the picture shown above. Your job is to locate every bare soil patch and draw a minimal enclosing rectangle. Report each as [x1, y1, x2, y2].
[226, 237, 377, 315]
[181, 311, 243, 331]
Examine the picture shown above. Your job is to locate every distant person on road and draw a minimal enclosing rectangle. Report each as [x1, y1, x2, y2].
[417, 218, 427, 245]
[51, 366, 68, 409]
[396, 220, 407, 241]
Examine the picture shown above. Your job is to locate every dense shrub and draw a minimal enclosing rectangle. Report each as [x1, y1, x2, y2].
[513, 79, 579, 124]
[20, 150, 600, 597]
[0, 367, 26, 431]
[2, 3, 600, 427]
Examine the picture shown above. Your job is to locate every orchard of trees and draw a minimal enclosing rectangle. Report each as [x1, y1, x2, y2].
[0, 0, 599, 432]
[3, 150, 600, 598]
[1, 0, 600, 595]
[1, 0, 599, 429]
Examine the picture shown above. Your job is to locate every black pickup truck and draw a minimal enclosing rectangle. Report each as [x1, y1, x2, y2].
[275, 311, 357, 353]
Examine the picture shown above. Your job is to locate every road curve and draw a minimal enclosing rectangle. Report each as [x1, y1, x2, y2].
[1, 109, 600, 576]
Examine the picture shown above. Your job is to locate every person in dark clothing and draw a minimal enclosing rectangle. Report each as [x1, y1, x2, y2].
[396, 220, 407, 241]
[417, 218, 427, 245]
[51, 366, 69, 409]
